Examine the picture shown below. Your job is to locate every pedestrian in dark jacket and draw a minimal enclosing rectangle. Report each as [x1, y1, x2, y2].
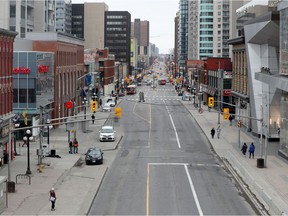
[49, 188, 56, 211]
[248, 142, 255, 158]
[229, 115, 233, 126]
[91, 113, 95, 124]
[69, 140, 73, 154]
[211, 128, 215, 139]
[241, 142, 248, 156]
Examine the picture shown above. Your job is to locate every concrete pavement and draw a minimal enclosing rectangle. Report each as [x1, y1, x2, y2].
[181, 99, 288, 216]
[1, 90, 288, 215]
[1, 96, 122, 215]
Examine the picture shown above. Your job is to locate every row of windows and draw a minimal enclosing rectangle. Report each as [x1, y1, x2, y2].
[107, 27, 127, 31]
[107, 15, 127, 19]
[13, 89, 36, 103]
[106, 33, 127, 37]
[200, 37, 213, 41]
[200, 12, 213, 16]
[106, 21, 127, 25]
[200, 30, 213, 35]
[200, 18, 213, 22]
[200, 24, 213, 28]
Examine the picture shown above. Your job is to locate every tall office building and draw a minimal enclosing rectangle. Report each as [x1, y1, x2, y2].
[0, 0, 55, 38]
[132, 19, 150, 69]
[105, 11, 131, 73]
[55, 0, 72, 34]
[72, 2, 107, 49]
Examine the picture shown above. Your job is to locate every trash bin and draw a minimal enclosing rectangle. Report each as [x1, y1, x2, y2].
[50, 149, 56, 157]
[7, 181, 15, 193]
[257, 158, 264, 168]
[3, 153, 8, 164]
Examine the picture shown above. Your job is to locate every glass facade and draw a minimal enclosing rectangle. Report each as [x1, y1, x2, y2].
[280, 7, 288, 75]
[13, 52, 54, 113]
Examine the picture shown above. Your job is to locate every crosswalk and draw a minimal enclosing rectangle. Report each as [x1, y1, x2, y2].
[124, 95, 181, 101]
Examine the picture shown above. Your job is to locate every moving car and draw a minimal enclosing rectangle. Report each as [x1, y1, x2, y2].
[102, 103, 112, 112]
[85, 147, 104, 165]
[106, 99, 115, 107]
[159, 79, 166, 85]
[99, 125, 115, 142]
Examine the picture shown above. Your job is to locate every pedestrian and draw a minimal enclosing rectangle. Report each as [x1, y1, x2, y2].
[73, 138, 78, 154]
[211, 127, 215, 139]
[241, 142, 248, 156]
[216, 126, 221, 139]
[49, 188, 56, 211]
[248, 142, 255, 159]
[69, 140, 73, 154]
[229, 115, 233, 126]
[91, 113, 95, 124]
[99, 98, 103, 111]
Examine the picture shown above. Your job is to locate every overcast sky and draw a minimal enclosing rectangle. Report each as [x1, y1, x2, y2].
[72, 0, 178, 54]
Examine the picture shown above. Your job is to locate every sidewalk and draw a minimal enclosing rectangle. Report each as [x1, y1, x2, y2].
[181, 99, 288, 216]
[1, 95, 122, 215]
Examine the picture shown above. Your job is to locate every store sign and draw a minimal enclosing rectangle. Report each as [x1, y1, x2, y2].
[38, 65, 49, 73]
[223, 90, 232, 96]
[1, 125, 9, 138]
[13, 66, 31, 74]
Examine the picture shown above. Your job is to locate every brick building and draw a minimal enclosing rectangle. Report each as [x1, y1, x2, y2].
[0, 28, 17, 165]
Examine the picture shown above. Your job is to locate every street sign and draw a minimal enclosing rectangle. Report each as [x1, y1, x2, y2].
[65, 101, 73, 109]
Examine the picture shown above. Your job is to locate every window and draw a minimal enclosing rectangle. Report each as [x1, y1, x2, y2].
[10, 5, 16, 18]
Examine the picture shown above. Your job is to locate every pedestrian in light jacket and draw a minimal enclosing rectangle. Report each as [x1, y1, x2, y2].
[49, 188, 56, 211]
[248, 142, 255, 159]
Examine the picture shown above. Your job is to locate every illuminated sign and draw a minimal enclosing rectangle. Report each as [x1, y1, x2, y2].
[13, 66, 31, 74]
[38, 65, 49, 73]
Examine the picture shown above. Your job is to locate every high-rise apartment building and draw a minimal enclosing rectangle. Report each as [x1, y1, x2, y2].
[178, 0, 188, 72]
[71, 4, 84, 38]
[0, 0, 55, 38]
[105, 11, 131, 73]
[55, 0, 72, 34]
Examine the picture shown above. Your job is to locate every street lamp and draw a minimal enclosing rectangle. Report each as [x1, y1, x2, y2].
[192, 88, 196, 107]
[12, 118, 20, 156]
[82, 97, 88, 120]
[23, 129, 33, 175]
[198, 90, 203, 109]
[46, 119, 53, 145]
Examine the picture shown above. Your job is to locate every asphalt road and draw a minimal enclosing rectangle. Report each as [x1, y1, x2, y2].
[89, 75, 258, 215]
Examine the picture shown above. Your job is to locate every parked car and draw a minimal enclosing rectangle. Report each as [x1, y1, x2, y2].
[85, 147, 103, 165]
[99, 125, 115, 142]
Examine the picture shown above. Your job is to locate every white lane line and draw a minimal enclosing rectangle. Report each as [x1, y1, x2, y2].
[169, 113, 181, 149]
[184, 164, 204, 216]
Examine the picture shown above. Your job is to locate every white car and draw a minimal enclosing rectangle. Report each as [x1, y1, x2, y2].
[102, 103, 112, 112]
[106, 99, 116, 107]
[99, 126, 115, 142]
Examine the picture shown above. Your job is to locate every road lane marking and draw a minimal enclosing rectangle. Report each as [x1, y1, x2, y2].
[184, 164, 204, 216]
[146, 164, 150, 216]
[147, 163, 203, 216]
[169, 114, 181, 149]
[132, 102, 150, 123]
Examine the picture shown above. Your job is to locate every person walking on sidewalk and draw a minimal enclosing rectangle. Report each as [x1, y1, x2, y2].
[248, 142, 255, 159]
[241, 142, 248, 156]
[69, 140, 73, 154]
[99, 98, 103, 111]
[91, 112, 95, 124]
[229, 115, 233, 126]
[73, 138, 78, 154]
[49, 188, 56, 211]
[216, 126, 221, 139]
[211, 128, 215, 139]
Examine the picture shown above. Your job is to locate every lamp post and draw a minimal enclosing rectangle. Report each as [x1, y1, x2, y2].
[82, 97, 88, 120]
[192, 87, 196, 107]
[46, 119, 53, 145]
[23, 129, 33, 175]
[198, 90, 203, 109]
[217, 65, 223, 124]
[12, 119, 20, 156]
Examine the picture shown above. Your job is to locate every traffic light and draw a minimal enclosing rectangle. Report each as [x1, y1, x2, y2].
[237, 120, 242, 128]
[114, 107, 122, 118]
[208, 97, 214, 107]
[91, 101, 97, 112]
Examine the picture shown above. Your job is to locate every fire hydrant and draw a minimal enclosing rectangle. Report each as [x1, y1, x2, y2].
[38, 164, 43, 173]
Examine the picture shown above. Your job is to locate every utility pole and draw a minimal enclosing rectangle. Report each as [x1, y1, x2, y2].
[39, 106, 43, 165]
[217, 63, 223, 124]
